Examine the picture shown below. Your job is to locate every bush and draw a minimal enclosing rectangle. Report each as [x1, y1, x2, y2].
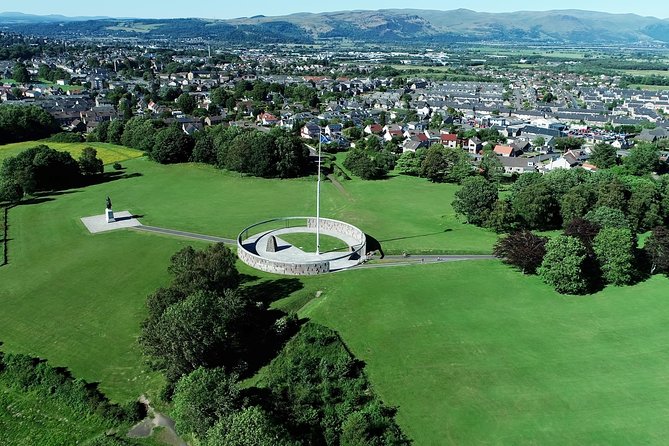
[493, 230, 548, 274]
[112, 162, 123, 170]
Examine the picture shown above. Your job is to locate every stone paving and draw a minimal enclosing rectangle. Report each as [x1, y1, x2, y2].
[80, 211, 142, 234]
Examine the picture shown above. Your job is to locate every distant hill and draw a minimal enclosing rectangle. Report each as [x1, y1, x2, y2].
[1, 8, 669, 45]
[0, 11, 110, 23]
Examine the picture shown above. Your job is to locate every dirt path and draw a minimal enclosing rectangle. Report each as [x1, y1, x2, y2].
[326, 173, 352, 199]
[127, 396, 187, 446]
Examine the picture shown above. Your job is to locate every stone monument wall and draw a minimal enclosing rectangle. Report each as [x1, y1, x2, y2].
[237, 246, 330, 275]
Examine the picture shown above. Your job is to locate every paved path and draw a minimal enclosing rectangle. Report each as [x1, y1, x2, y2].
[358, 254, 495, 269]
[130, 225, 495, 269]
[131, 225, 236, 244]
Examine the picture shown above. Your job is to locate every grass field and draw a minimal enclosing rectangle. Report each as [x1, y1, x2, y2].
[292, 262, 669, 445]
[0, 157, 495, 404]
[0, 78, 84, 92]
[629, 84, 669, 92]
[621, 69, 669, 77]
[4, 155, 669, 444]
[0, 141, 144, 165]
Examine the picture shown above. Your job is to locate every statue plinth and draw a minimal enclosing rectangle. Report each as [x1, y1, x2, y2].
[105, 208, 115, 223]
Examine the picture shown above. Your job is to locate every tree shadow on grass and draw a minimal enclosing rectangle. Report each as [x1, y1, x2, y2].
[239, 278, 306, 378]
[243, 278, 304, 306]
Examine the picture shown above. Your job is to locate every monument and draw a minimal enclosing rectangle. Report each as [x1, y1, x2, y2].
[105, 196, 115, 223]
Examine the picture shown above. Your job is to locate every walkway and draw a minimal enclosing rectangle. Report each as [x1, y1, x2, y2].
[131, 225, 236, 244]
[129, 225, 495, 270]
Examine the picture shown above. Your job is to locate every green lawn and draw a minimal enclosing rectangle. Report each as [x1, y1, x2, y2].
[0, 141, 144, 165]
[84, 158, 496, 255]
[293, 262, 669, 445]
[5, 156, 669, 445]
[0, 158, 494, 404]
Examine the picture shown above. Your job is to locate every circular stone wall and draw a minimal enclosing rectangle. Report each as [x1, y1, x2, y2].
[237, 217, 366, 276]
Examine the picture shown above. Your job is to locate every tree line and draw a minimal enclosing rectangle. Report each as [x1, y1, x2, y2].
[0, 145, 104, 203]
[446, 146, 669, 294]
[139, 243, 409, 445]
[89, 117, 311, 178]
[0, 105, 60, 145]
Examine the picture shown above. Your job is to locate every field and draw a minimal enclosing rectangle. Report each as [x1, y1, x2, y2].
[0, 140, 144, 165]
[3, 154, 669, 444]
[295, 262, 669, 445]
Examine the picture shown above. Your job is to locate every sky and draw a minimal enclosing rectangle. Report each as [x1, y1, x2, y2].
[6, 0, 669, 20]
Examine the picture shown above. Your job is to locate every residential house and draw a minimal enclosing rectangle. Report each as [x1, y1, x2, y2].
[499, 157, 540, 175]
[301, 123, 321, 139]
[256, 112, 279, 126]
[466, 137, 483, 154]
[493, 144, 522, 157]
[364, 123, 383, 135]
[440, 133, 458, 148]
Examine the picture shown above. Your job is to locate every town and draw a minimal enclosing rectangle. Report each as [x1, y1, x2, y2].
[3, 5, 669, 446]
[2, 34, 669, 179]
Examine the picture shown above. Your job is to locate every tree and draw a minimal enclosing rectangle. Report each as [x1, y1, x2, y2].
[645, 226, 669, 275]
[595, 175, 628, 211]
[512, 181, 560, 230]
[78, 147, 104, 175]
[139, 289, 251, 382]
[479, 151, 504, 183]
[593, 227, 635, 286]
[395, 150, 424, 176]
[106, 120, 125, 145]
[151, 125, 194, 164]
[485, 198, 518, 233]
[0, 105, 59, 144]
[176, 93, 197, 115]
[205, 407, 297, 446]
[172, 367, 240, 439]
[493, 230, 548, 274]
[584, 206, 629, 230]
[538, 235, 589, 295]
[624, 142, 660, 176]
[627, 179, 662, 233]
[1, 145, 80, 194]
[563, 218, 601, 253]
[532, 136, 545, 148]
[554, 137, 583, 152]
[452, 176, 498, 226]
[419, 144, 447, 182]
[343, 148, 391, 180]
[168, 243, 240, 295]
[191, 132, 217, 165]
[0, 178, 23, 203]
[560, 184, 596, 225]
[12, 62, 30, 84]
[590, 142, 617, 169]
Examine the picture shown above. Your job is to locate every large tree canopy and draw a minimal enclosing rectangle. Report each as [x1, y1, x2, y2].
[0, 105, 59, 145]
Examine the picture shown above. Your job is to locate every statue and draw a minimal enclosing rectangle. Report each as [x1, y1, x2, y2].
[105, 196, 115, 223]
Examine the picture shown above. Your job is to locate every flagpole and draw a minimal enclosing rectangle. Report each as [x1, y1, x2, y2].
[316, 127, 322, 255]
